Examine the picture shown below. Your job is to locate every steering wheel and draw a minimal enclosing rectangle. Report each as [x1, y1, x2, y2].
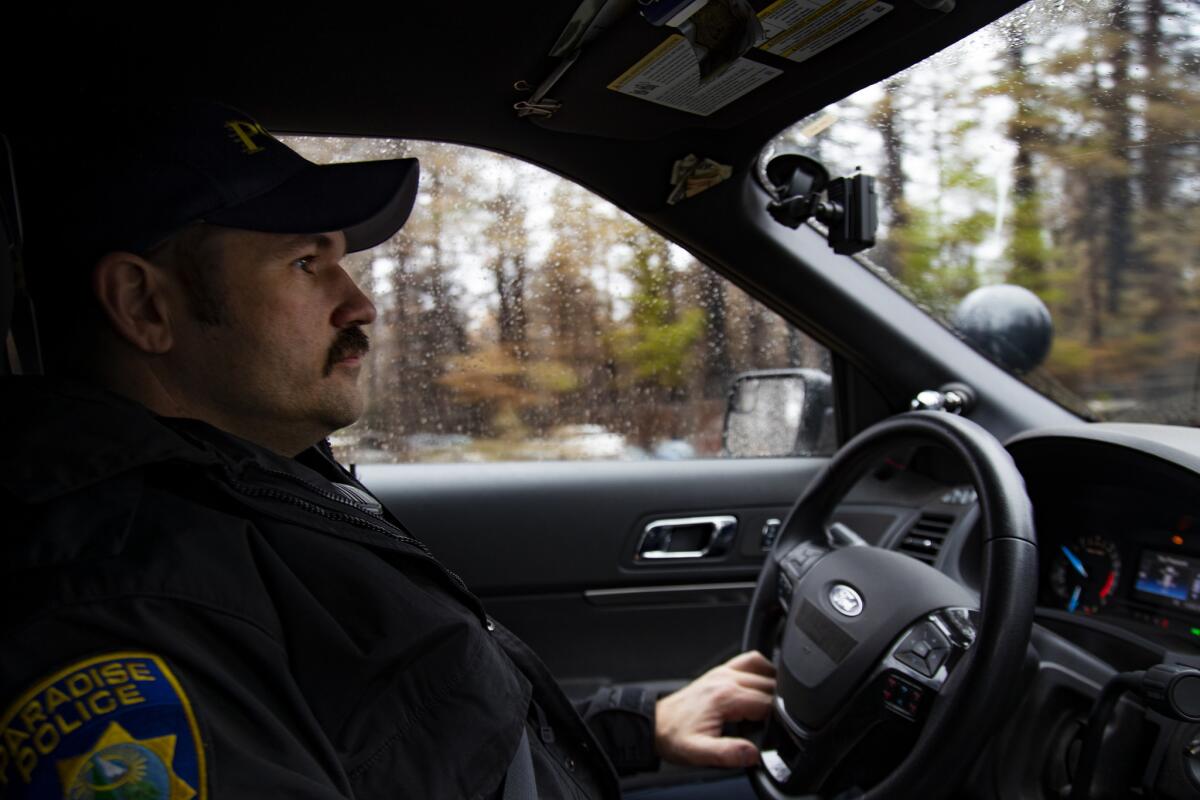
[743, 411, 1037, 800]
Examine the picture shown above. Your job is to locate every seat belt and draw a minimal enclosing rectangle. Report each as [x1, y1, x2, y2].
[1, 134, 19, 375]
[502, 726, 538, 800]
[1, 133, 41, 376]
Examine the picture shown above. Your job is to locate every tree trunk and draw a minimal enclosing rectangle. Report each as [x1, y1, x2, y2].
[874, 80, 908, 278]
[1137, 0, 1177, 335]
[1005, 34, 1048, 294]
[747, 302, 766, 369]
[700, 268, 732, 397]
[1102, 3, 1134, 315]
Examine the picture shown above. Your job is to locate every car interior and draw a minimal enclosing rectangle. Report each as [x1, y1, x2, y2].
[5, 1, 1200, 798]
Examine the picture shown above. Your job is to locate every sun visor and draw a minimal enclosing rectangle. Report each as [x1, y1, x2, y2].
[516, 0, 1006, 142]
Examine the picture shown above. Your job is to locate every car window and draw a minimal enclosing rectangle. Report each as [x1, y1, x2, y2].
[774, 0, 1200, 425]
[282, 137, 834, 464]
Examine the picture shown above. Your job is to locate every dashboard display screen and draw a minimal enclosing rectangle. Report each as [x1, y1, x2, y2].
[1134, 550, 1200, 613]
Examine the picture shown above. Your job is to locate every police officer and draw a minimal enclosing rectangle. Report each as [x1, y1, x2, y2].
[0, 101, 775, 799]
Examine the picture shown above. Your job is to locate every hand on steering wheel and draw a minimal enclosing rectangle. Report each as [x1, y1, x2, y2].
[742, 411, 1037, 800]
[654, 651, 777, 769]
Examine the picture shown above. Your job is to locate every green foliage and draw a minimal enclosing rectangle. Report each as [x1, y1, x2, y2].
[612, 227, 706, 389]
[1005, 193, 1056, 299]
[884, 200, 984, 316]
[527, 361, 580, 393]
[615, 308, 706, 388]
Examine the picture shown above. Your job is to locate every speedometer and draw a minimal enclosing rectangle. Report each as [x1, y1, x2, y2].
[1049, 535, 1122, 615]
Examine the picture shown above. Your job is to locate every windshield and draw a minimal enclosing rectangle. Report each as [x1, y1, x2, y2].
[775, 0, 1199, 424]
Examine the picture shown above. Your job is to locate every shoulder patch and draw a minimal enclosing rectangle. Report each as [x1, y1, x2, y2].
[0, 652, 206, 799]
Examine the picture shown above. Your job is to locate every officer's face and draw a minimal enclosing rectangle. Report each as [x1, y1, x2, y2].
[165, 227, 376, 454]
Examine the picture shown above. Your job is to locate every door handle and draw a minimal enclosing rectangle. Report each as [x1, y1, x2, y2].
[636, 515, 738, 560]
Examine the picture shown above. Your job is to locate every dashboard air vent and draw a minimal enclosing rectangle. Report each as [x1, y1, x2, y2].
[896, 512, 955, 565]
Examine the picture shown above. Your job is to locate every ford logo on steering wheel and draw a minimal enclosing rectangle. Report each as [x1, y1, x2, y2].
[829, 584, 863, 617]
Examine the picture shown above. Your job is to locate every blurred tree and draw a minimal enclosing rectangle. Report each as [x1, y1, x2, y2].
[612, 224, 705, 444]
[484, 193, 530, 359]
[870, 78, 911, 279]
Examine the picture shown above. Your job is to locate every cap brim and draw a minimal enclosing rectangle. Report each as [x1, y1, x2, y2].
[205, 157, 420, 252]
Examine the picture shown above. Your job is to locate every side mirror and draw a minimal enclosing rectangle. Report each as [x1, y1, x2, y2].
[723, 369, 834, 457]
[952, 285, 1053, 374]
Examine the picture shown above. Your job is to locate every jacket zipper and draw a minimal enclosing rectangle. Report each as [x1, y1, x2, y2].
[254, 464, 394, 525]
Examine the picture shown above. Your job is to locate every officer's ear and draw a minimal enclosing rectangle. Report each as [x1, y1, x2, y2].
[92, 251, 176, 355]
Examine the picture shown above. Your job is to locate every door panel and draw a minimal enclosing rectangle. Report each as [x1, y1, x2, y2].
[358, 457, 825, 685]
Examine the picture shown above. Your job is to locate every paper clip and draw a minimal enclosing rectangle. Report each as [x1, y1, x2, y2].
[512, 49, 580, 120]
[514, 99, 563, 118]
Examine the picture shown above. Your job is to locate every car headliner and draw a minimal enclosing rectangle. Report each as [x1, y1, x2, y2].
[25, 2, 1023, 217]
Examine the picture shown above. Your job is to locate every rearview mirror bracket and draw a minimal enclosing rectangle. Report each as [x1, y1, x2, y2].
[762, 153, 878, 256]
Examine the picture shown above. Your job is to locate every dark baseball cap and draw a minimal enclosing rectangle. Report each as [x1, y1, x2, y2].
[19, 99, 420, 259]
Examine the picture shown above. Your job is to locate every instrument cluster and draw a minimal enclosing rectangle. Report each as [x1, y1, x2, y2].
[1039, 514, 1200, 643]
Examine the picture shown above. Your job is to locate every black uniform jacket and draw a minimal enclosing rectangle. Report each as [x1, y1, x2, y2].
[0, 378, 658, 799]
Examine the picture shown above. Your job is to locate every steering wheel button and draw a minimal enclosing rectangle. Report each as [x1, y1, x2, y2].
[925, 645, 950, 674]
[895, 650, 932, 676]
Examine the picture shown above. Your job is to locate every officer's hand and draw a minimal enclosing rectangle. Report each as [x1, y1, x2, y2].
[654, 650, 776, 768]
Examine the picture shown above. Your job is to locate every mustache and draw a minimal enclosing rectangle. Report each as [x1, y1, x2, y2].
[324, 327, 370, 375]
